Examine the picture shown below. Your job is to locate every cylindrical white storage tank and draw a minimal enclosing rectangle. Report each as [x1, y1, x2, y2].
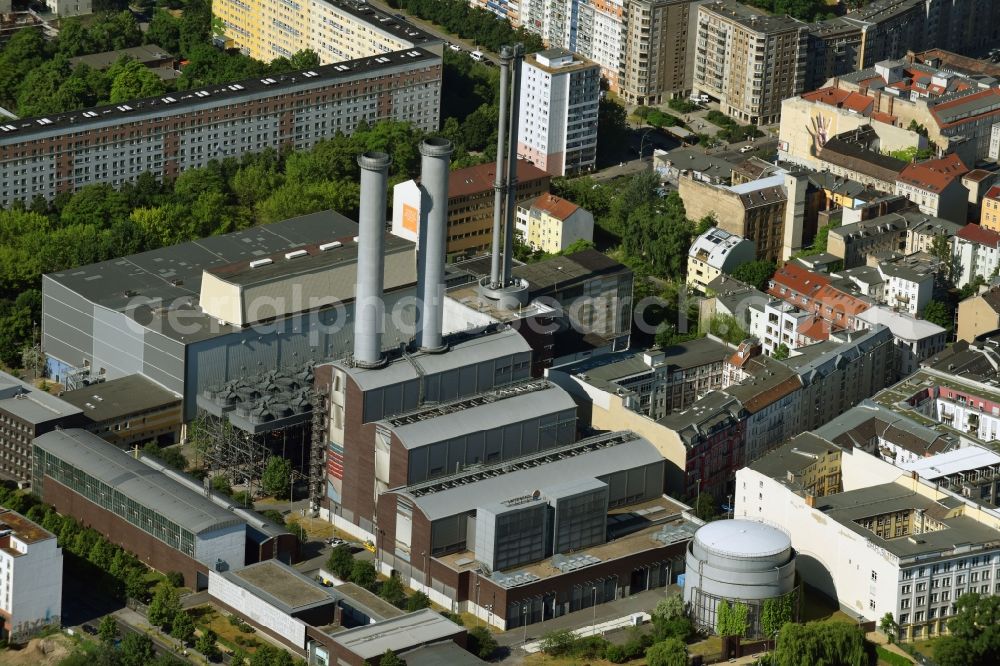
[683, 519, 797, 636]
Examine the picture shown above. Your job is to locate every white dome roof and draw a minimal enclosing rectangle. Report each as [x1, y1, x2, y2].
[694, 519, 791, 559]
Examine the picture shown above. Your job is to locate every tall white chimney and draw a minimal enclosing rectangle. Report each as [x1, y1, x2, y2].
[353, 151, 391, 368]
[416, 137, 453, 352]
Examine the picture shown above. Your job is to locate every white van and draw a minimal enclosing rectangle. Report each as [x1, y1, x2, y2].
[470, 50, 484, 62]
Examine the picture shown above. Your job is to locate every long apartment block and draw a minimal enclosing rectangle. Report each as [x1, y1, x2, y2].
[0, 49, 441, 205]
[215, 0, 440, 65]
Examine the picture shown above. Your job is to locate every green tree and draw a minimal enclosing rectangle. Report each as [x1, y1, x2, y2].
[694, 493, 717, 521]
[380, 574, 406, 608]
[210, 474, 232, 497]
[716, 599, 749, 637]
[761, 592, 795, 638]
[923, 300, 952, 331]
[651, 595, 692, 642]
[467, 625, 498, 660]
[773, 343, 790, 361]
[406, 591, 431, 612]
[731, 260, 776, 291]
[879, 612, 898, 644]
[147, 582, 182, 629]
[350, 560, 377, 589]
[326, 544, 354, 580]
[645, 638, 688, 666]
[773, 621, 868, 666]
[125, 568, 149, 601]
[98, 614, 119, 645]
[934, 592, 1000, 666]
[261, 456, 293, 499]
[709, 314, 748, 345]
[931, 233, 957, 285]
[171, 609, 195, 644]
[597, 97, 628, 163]
[119, 631, 155, 666]
[109, 58, 166, 103]
[379, 649, 406, 666]
[145, 10, 182, 54]
[540, 630, 577, 656]
[196, 627, 221, 661]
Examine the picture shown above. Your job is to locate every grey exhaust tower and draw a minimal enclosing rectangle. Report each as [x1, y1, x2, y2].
[353, 151, 391, 368]
[416, 137, 453, 352]
[477, 43, 529, 311]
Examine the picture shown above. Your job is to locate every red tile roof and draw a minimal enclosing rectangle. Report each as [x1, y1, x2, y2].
[798, 316, 833, 342]
[957, 223, 1000, 249]
[448, 159, 550, 199]
[769, 262, 830, 298]
[985, 185, 1000, 202]
[769, 263, 869, 325]
[896, 153, 968, 193]
[801, 87, 873, 116]
[528, 193, 579, 220]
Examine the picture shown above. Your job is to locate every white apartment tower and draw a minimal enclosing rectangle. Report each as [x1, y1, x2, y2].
[518, 48, 601, 177]
[0, 510, 62, 642]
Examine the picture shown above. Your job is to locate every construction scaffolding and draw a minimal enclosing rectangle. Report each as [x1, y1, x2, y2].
[195, 412, 270, 492]
[309, 384, 328, 514]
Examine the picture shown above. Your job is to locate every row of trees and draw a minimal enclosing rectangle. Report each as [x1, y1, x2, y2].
[383, 0, 544, 54]
[0, 0, 323, 118]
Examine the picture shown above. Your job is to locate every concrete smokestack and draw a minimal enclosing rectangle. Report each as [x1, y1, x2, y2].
[353, 151, 391, 368]
[416, 137, 453, 352]
[502, 45, 524, 286]
[490, 46, 515, 289]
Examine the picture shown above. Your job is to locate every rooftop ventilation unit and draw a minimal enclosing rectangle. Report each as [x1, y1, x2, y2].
[249, 258, 273, 269]
[319, 241, 342, 251]
[284, 250, 308, 260]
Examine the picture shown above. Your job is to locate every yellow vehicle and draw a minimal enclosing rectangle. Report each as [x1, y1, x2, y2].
[363, 540, 376, 553]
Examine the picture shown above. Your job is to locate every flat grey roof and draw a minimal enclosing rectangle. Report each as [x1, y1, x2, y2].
[1, 46, 438, 141]
[382, 382, 575, 449]
[46, 211, 367, 343]
[339, 328, 531, 392]
[749, 432, 841, 480]
[821, 483, 1000, 559]
[331, 609, 463, 660]
[566, 338, 730, 394]
[512, 249, 628, 294]
[59, 374, 180, 423]
[401, 641, 486, 666]
[333, 582, 405, 622]
[398, 432, 663, 521]
[0, 371, 81, 424]
[69, 44, 173, 70]
[226, 560, 338, 614]
[33, 429, 243, 535]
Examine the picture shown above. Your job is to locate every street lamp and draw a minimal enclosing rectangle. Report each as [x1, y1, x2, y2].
[639, 127, 655, 166]
[591, 586, 598, 637]
[422, 550, 428, 586]
[522, 603, 528, 643]
[695, 478, 702, 515]
[474, 571, 481, 627]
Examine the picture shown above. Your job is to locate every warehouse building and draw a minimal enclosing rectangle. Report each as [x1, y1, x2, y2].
[32, 429, 247, 589]
[58, 375, 182, 448]
[0, 50, 441, 206]
[0, 371, 83, 487]
[42, 211, 418, 422]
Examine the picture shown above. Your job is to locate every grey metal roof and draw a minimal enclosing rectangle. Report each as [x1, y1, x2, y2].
[47, 211, 356, 311]
[0, 372, 81, 425]
[749, 432, 841, 479]
[341, 328, 531, 392]
[33, 429, 243, 535]
[45, 211, 367, 343]
[381, 382, 576, 449]
[224, 560, 338, 615]
[401, 641, 487, 666]
[331, 609, 463, 660]
[69, 44, 173, 70]
[59, 374, 180, 423]
[820, 483, 1000, 559]
[398, 432, 663, 521]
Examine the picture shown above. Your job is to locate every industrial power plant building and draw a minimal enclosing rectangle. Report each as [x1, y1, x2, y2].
[683, 519, 798, 637]
[42, 210, 418, 422]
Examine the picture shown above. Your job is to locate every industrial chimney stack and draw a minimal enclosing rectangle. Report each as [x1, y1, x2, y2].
[353, 151, 391, 368]
[416, 137, 454, 352]
[477, 44, 530, 311]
